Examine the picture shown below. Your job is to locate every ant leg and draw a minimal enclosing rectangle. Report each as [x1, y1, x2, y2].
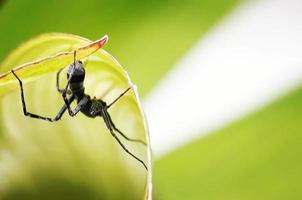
[56, 68, 71, 95]
[61, 78, 73, 114]
[105, 86, 146, 145]
[105, 110, 146, 145]
[56, 68, 64, 94]
[101, 109, 148, 171]
[54, 95, 75, 120]
[11, 70, 74, 122]
[67, 97, 89, 117]
[107, 86, 132, 109]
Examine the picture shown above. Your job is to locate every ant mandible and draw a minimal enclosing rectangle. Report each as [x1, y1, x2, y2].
[11, 51, 148, 171]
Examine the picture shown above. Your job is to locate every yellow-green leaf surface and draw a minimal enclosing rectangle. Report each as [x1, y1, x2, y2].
[0, 33, 151, 200]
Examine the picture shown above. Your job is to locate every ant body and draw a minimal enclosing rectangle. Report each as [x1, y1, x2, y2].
[11, 51, 148, 170]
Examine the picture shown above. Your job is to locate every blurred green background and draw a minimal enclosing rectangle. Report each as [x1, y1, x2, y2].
[0, 0, 240, 95]
[1, 0, 302, 199]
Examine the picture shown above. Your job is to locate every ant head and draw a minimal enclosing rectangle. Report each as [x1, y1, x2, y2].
[67, 60, 85, 83]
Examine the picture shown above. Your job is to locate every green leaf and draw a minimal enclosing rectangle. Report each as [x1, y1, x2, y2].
[0, 33, 151, 200]
[154, 87, 302, 199]
[0, 33, 108, 96]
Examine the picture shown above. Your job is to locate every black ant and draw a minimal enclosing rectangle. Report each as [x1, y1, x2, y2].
[11, 51, 148, 171]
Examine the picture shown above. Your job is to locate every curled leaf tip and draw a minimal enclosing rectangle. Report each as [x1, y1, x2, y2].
[84, 34, 109, 50]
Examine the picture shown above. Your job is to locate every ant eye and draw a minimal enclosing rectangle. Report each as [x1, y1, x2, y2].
[79, 61, 83, 64]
